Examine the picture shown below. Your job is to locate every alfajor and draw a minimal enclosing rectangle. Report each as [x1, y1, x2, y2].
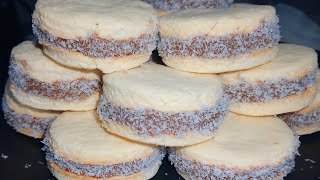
[222, 44, 318, 116]
[2, 82, 61, 138]
[158, 3, 280, 73]
[169, 113, 299, 179]
[278, 70, 320, 135]
[143, 0, 233, 16]
[98, 63, 228, 146]
[8, 41, 101, 111]
[32, 0, 158, 73]
[44, 111, 165, 180]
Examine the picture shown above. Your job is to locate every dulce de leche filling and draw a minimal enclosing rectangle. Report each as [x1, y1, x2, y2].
[98, 95, 228, 137]
[9, 60, 101, 101]
[2, 96, 57, 135]
[32, 24, 158, 58]
[144, 0, 232, 11]
[43, 139, 165, 178]
[224, 72, 316, 103]
[159, 18, 280, 59]
[278, 108, 320, 128]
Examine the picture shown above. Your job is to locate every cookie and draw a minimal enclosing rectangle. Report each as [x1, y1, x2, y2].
[169, 113, 299, 179]
[44, 111, 165, 180]
[222, 44, 318, 116]
[8, 41, 101, 111]
[32, 0, 158, 73]
[278, 70, 320, 135]
[158, 3, 280, 73]
[2, 81, 61, 138]
[98, 63, 228, 146]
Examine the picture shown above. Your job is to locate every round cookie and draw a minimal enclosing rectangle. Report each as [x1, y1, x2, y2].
[44, 111, 165, 180]
[158, 3, 280, 73]
[2, 81, 61, 138]
[32, 0, 158, 73]
[143, 0, 233, 16]
[278, 70, 320, 135]
[221, 44, 318, 116]
[8, 41, 101, 111]
[169, 112, 299, 179]
[98, 63, 228, 146]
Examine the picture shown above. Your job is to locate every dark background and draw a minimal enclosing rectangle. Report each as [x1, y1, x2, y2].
[0, 0, 320, 179]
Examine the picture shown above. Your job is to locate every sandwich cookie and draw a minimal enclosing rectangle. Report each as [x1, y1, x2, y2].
[169, 113, 299, 179]
[44, 111, 165, 180]
[98, 63, 228, 146]
[2, 82, 61, 138]
[32, 0, 158, 73]
[222, 44, 318, 116]
[143, 0, 233, 16]
[278, 70, 320, 135]
[158, 4, 280, 73]
[9, 41, 101, 111]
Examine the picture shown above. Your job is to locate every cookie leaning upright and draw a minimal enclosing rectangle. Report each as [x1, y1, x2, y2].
[9, 41, 102, 111]
[98, 63, 228, 146]
[32, 0, 158, 73]
[222, 44, 318, 116]
[143, 0, 233, 16]
[169, 113, 299, 179]
[44, 111, 165, 180]
[158, 3, 280, 73]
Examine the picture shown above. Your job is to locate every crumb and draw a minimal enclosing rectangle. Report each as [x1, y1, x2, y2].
[37, 161, 44, 165]
[1, 153, 8, 159]
[304, 159, 316, 163]
[165, 173, 168, 176]
[301, 168, 303, 171]
[310, 166, 313, 169]
[24, 163, 31, 168]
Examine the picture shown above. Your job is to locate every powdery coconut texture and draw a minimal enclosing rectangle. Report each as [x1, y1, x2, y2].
[278, 108, 320, 128]
[32, 23, 158, 58]
[144, 0, 232, 11]
[98, 95, 228, 137]
[8, 60, 101, 102]
[224, 71, 317, 103]
[42, 138, 166, 178]
[159, 18, 280, 59]
[2, 96, 57, 135]
[169, 137, 300, 179]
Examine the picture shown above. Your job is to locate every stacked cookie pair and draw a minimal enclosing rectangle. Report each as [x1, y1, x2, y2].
[155, 3, 319, 180]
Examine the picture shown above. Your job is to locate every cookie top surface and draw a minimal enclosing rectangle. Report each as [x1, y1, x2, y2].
[33, 0, 157, 39]
[221, 44, 318, 83]
[11, 41, 101, 83]
[159, 3, 276, 38]
[47, 111, 158, 165]
[176, 112, 296, 168]
[102, 62, 224, 112]
[4, 81, 61, 118]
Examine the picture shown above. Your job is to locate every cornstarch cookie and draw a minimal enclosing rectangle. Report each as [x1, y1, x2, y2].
[278, 70, 320, 135]
[158, 3, 280, 73]
[9, 41, 101, 111]
[169, 113, 299, 179]
[143, 0, 233, 16]
[98, 63, 228, 146]
[2, 82, 61, 138]
[44, 111, 165, 180]
[32, 0, 158, 73]
[222, 44, 318, 116]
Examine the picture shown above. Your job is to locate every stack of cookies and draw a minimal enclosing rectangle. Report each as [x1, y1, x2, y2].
[1, 0, 319, 179]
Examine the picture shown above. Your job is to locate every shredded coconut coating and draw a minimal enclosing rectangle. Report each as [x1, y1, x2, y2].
[98, 95, 228, 137]
[224, 71, 317, 103]
[2, 96, 57, 135]
[32, 23, 158, 58]
[8, 60, 101, 102]
[144, 0, 232, 11]
[42, 138, 165, 178]
[159, 18, 280, 59]
[278, 108, 320, 128]
[169, 137, 300, 180]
